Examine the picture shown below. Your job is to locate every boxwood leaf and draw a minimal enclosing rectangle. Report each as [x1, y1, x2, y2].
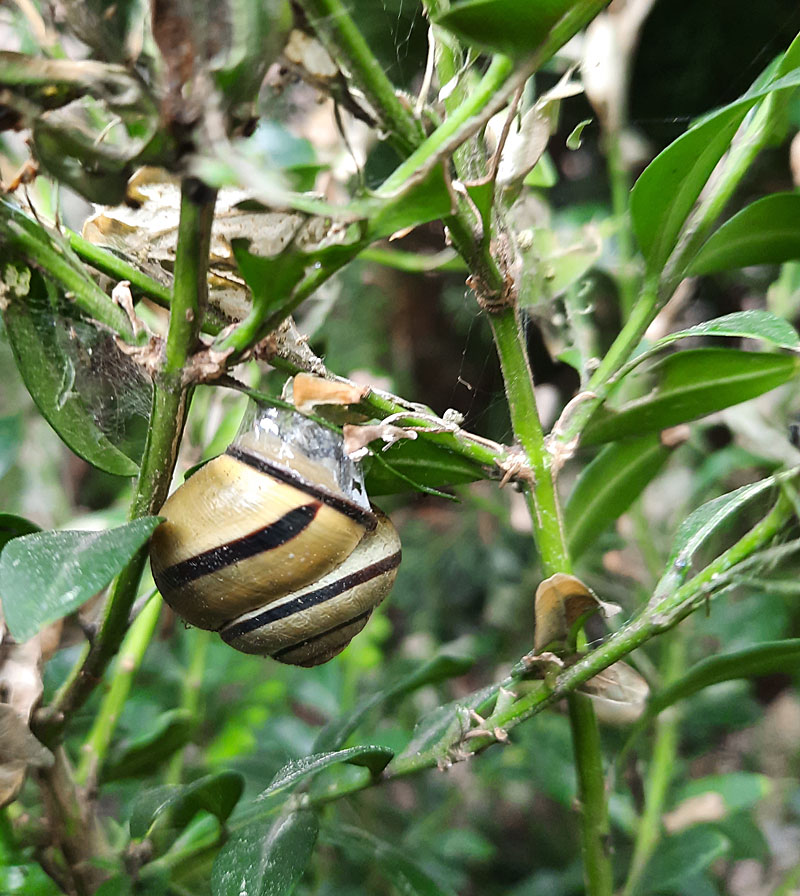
[435, 0, 610, 62]
[615, 311, 800, 382]
[0, 262, 140, 476]
[565, 434, 672, 559]
[0, 518, 162, 642]
[211, 809, 318, 896]
[646, 639, 800, 720]
[363, 437, 486, 495]
[674, 772, 771, 815]
[630, 61, 800, 273]
[638, 826, 730, 894]
[582, 349, 800, 445]
[314, 643, 476, 752]
[101, 709, 196, 783]
[258, 746, 395, 805]
[323, 823, 455, 896]
[689, 193, 800, 275]
[0, 414, 22, 480]
[630, 104, 750, 272]
[130, 771, 245, 839]
[0, 514, 41, 554]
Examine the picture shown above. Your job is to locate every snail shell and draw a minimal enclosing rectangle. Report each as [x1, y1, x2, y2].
[150, 402, 401, 666]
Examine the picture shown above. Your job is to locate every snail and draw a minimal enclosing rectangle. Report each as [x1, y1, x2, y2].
[149, 401, 401, 666]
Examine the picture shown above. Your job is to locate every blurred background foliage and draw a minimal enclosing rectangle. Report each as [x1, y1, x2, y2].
[4, 1, 800, 894]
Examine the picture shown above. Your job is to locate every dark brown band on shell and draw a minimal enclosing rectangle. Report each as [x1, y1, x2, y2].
[226, 445, 377, 530]
[220, 550, 402, 643]
[155, 502, 320, 593]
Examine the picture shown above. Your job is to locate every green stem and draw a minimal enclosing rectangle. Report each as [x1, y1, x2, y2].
[67, 230, 173, 307]
[0, 199, 139, 342]
[34, 179, 217, 747]
[165, 629, 212, 785]
[76, 595, 163, 787]
[569, 694, 614, 896]
[489, 308, 568, 573]
[67, 231, 226, 335]
[379, 54, 516, 196]
[558, 272, 660, 445]
[489, 309, 609, 893]
[299, 0, 425, 155]
[623, 633, 686, 896]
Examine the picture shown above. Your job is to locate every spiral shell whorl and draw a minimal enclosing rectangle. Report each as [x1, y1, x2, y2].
[149, 403, 400, 665]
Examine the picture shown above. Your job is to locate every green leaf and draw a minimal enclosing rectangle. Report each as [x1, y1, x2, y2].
[368, 163, 454, 241]
[0, 263, 140, 476]
[615, 311, 800, 381]
[363, 437, 486, 495]
[667, 476, 780, 570]
[398, 683, 502, 761]
[674, 772, 771, 816]
[689, 193, 800, 275]
[637, 826, 730, 895]
[211, 0, 291, 107]
[0, 518, 162, 642]
[0, 199, 137, 340]
[0, 514, 41, 554]
[631, 104, 750, 272]
[565, 434, 672, 559]
[582, 349, 800, 445]
[630, 62, 800, 273]
[101, 709, 196, 783]
[314, 643, 476, 752]
[566, 119, 591, 150]
[212, 810, 318, 896]
[129, 771, 245, 839]
[645, 474, 783, 608]
[646, 640, 800, 720]
[323, 824, 456, 896]
[258, 746, 394, 805]
[0, 414, 22, 480]
[435, 0, 610, 62]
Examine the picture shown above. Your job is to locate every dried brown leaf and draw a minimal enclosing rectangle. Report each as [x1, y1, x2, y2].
[292, 373, 367, 412]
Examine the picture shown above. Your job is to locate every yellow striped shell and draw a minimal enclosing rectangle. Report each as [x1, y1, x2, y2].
[150, 403, 401, 666]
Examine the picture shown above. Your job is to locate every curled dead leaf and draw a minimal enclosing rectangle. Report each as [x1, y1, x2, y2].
[534, 573, 620, 653]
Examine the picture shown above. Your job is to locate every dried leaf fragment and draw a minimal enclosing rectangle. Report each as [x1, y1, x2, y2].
[292, 373, 367, 413]
[578, 661, 649, 725]
[343, 423, 417, 460]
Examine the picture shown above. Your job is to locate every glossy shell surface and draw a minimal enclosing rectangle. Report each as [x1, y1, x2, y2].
[149, 403, 401, 664]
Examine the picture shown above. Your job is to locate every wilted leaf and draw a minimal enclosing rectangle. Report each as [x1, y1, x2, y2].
[291, 374, 367, 412]
[578, 661, 649, 726]
[534, 573, 616, 652]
